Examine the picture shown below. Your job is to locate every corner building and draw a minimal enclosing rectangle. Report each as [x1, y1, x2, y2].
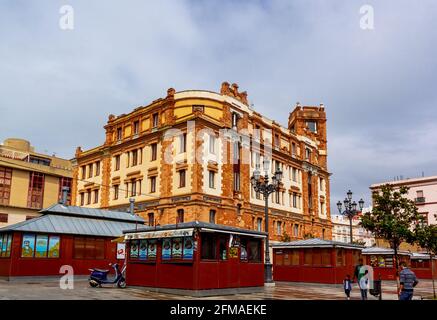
[72, 82, 332, 241]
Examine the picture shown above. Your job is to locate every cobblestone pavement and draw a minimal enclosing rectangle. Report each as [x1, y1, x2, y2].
[0, 278, 434, 300]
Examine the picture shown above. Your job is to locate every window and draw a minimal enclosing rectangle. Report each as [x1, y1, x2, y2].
[219, 237, 227, 260]
[275, 191, 280, 204]
[292, 193, 298, 208]
[233, 172, 240, 192]
[21, 233, 60, 258]
[132, 149, 138, 166]
[0, 233, 13, 258]
[131, 180, 137, 197]
[88, 164, 93, 178]
[209, 135, 216, 154]
[80, 192, 85, 206]
[114, 155, 120, 171]
[0, 213, 8, 223]
[125, 183, 129, 198]
[248, 239, 261, 262]
[73, 237, 105, 260]
[276, 221, 282, 235]
[336, 249, 346, 266]
[0, 167, 12, 205]
[305, 148, 311, 160]
[133, 121, 139, 135]
[306, 121, 317, 133]
[322, 229, 326, 240]
[126, 152, 130, 168]
[321, 249, 331, 265]
[209, 170, 215, 189]
[81, 166, 86, 179]
[86, 190, 91, 205]
[304, 249, 313, 265]
[417, 190, 424, 198]
[274, 134, 280, 149]
[27, 172, 44, 209]
[177, 209, 184, 223]
[180, 133, 187, 153]
[151, 143, 157, 161]
[93, 190, 99, 204]
[114, 185, 119, 200]
[319, 177, 324, 191]
[257, 218, 262, 232]
[58, 177, 72, 204]
[201, 233, 217, 260]
[152, 113, 159, 128]
[148, 176, 156, 193]
[292, 168, 297, 182]
[209, 210, 216, 224]
[256, 191, 261, 200]
[291, 142, 297, 156]
[320, 201, 325, 215]
[116, 128, 122, 141]
[95, 161, 100, 176]
[231, 112, 239, 128]
[179, 170, 186, 188]
[293, 224, 299, 237]
[148, 212, 154, 226]
[29, 156, 51, 166]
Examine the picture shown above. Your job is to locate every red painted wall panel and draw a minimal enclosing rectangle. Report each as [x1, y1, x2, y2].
[4, 232, 121, 278]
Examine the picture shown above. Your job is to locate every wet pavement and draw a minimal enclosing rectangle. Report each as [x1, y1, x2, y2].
[0, 278, 434, 300]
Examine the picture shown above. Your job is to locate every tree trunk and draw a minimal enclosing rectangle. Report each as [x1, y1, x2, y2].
[393, 242, 400, 297]
[431, 253, 436, 300]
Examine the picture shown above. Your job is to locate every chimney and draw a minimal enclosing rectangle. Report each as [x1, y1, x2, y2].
[61, 186, 69, 206]
[129, 198, 135, 216]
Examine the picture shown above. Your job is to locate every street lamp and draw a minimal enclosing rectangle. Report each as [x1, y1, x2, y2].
[250, 158, 283, 284]
[337, 190, 364, 244]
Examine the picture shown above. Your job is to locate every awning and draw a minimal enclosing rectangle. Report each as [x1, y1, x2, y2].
[111, 236, 125, 243]
[125, 228, 194, 240]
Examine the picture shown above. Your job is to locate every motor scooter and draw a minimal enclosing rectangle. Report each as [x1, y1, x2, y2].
[89, 262, 126, 288]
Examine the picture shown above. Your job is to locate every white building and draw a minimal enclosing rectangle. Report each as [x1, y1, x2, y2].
[331, 210, 375, 247]
[371, 175, 437, 225]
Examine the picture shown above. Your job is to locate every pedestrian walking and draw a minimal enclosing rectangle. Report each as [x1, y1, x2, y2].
[354, 258, 365, 284]
[359, 270, 369, 300]
[343, 274, 353, 300]
[398, 261, 419, 301]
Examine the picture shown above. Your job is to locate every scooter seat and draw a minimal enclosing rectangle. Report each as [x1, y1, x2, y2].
[93, 268, 109, 273]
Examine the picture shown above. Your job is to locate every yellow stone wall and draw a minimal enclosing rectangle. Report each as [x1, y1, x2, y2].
[9, 169, 29, 207]
[42, 175, 60, 208]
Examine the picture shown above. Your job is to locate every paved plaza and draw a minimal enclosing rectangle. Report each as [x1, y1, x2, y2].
[0, 278, 434, 300]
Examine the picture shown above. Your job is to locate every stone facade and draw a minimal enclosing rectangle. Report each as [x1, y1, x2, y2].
[71, 82, 333, 241]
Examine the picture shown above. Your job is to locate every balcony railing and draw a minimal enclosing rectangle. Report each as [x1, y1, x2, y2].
[415, 197, 426, 204]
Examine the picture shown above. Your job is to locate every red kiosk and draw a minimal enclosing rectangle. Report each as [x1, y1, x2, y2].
[123, 221, 267, 296]
[362, 247, 411, 280]
[0, 203, 143, 279]
[410, 252, 437, 280]
[272, 238, 364, 284]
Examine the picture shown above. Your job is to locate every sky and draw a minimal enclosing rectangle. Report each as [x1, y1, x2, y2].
[1, 0, 437, 212]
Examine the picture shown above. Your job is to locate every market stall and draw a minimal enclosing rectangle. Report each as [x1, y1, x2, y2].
[0, 203, 143, 279]
[123, 221, 266, 295]
[272, 238, 364, 284]
[362, 247, 411, 280]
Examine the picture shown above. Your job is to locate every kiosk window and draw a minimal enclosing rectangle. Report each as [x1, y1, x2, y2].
[201, 234, 217, 260]
[248, 239, 261, 262]
[219, 237, 227, 260]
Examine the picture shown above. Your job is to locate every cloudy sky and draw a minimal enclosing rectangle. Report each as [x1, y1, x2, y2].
[1, 0, 437, 211]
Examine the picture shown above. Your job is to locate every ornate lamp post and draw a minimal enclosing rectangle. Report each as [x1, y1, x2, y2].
[251, 159, 283, 283]
[337, 190, 364, 244]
